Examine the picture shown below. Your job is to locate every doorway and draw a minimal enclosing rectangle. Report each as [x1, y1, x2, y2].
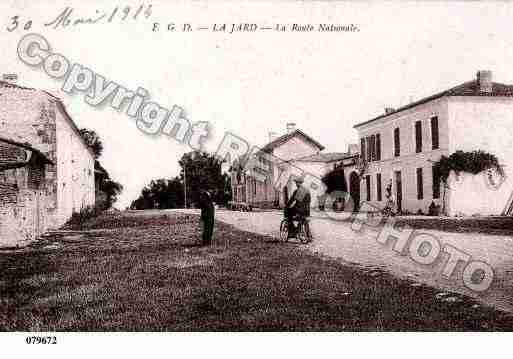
[395, 170, 403, 214]
[349, 171, 360, 211]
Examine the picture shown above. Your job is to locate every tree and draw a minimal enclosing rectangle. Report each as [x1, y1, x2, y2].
[221, 173, 233, 205]
[179, 151, 231, 207]
[130, 151, 232, 210]
[79, 128, 103, 159]
[321, 166, 347, 194]
[101, 178, 124, 209]
[94, 161, 123, 209]
[79, 128, 123, 209]
[130, 177, 184, 210]
[320, 165, 348, 212]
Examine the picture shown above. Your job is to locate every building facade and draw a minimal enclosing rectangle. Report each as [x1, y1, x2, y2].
[230, 123, 358, 210]
[0, 138, 53, 246]
[354, 70, 513, 216]
[0, 81, 95, 246]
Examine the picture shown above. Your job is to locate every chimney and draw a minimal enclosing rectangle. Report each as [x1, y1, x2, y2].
[385, 107, 395, 114]
[477, 70, 492, 93]
[286, 122, 296, 134]
[268, 131, 278, 142]
[347, 144, 359, 155]
[2, 73, 18, 82]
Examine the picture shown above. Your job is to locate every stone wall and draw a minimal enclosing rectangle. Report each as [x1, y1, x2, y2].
[0, 164, 47, 248]
[0, 82, 95, 242]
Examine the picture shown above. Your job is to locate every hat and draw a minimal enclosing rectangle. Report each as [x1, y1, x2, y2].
[294, 175, 305, 184]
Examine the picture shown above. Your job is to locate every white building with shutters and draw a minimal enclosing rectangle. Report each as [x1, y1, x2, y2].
[354, 70, 513, 216]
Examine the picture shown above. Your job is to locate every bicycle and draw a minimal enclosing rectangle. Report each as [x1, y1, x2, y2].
[382, 199, 396, 218]
[279, 215, 312, 244]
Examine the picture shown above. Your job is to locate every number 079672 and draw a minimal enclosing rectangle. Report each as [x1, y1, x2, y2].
[25, 336, 57, 344]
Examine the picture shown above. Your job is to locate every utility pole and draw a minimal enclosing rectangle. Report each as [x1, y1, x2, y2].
[183, 151, 196, 209]
[183, 164, 187, 209]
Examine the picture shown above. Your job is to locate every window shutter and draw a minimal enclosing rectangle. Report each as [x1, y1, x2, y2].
[431, 116, 439, 150]
[417, 167, 424, 200]
[394, 128, 400, 157]
[366, 175, 371, 201]
[376, 173, 382, 201]
[366, 137, 372, 162]
[415, 121, 422, 153]
[376, 133, 381, 161]
[361, 138, 366, 161]
[370, 134, 376, 161]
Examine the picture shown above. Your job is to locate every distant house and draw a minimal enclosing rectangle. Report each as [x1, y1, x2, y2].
[0, 81, 95, 246]
[230, 123, 358, 210]
[354, 70, 513, 216]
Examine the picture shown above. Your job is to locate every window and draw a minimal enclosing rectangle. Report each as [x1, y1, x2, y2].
[415, 121, 422, 153]
[361, 138, 366, 162]
[376, 173, 382, 201]
[417, 167, 424, 200]
[28, 163, 44, 190]
[366, 175, 371, 201]
[370, 135, 376, 161]
[362, 134, 380, 162]
[431, 116, 439, 150]
[394, 127, 400, 157]
[366, 137, 372, 162]
[432, 165, 441, 199]
[376, 134, 381, 161]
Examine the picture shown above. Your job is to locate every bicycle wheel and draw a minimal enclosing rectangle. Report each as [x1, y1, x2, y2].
[279, 219, 289, 242]
[298, 221, 312, 244]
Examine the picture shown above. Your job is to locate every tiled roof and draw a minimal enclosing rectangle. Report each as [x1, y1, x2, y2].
[261, 129, 325, 152]
[295, 152, 356, 163]
[0, 136, 53, 168]
[0, 80, 36, 91]
[354, 80, 513, 128]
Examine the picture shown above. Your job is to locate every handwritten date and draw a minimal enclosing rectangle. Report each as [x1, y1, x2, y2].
[6, 4, 152, 32]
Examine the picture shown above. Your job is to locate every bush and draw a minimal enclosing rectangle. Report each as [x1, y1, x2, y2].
[65, 205, 103, 230]
[321, 166, 347, 194]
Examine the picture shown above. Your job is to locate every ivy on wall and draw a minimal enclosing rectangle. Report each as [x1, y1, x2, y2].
[433, 150, 505, 183]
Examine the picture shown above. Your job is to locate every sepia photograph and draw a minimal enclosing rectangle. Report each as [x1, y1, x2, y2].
[1, 0, 513, 355]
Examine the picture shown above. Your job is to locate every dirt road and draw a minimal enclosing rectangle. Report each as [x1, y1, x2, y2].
[171, 208, 513, 314]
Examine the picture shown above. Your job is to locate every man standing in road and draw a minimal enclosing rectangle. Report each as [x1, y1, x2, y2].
[285, 176, 311, 239]
[199, 189, 215, 245]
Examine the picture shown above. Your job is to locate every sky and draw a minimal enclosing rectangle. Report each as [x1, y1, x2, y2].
[3, 0, 513, 208]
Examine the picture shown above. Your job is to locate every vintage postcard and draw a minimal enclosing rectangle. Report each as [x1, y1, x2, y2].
[0, 0, 512, 355]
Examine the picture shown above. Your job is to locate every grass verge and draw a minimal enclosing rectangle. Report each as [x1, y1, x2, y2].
[0, 211, 512, 331]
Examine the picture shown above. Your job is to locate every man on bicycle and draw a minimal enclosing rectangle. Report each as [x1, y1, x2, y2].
[285, 175, 311, 239]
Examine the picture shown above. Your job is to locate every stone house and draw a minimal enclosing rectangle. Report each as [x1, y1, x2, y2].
[0, 81, 95, 246]
[0, 137, 53, 246]
[354, 70, 513, 216]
